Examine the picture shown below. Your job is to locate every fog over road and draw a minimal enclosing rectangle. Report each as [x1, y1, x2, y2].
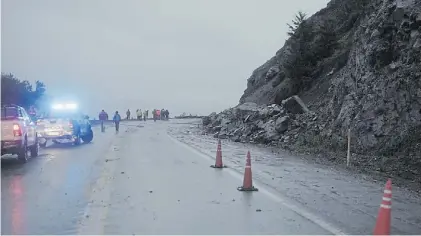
[2, 120, 420, 235]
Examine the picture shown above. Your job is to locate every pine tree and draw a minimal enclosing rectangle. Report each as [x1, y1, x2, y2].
[287, 11, 307, 37]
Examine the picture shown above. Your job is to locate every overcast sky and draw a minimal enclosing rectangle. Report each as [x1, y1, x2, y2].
[1, 0, 329, 116]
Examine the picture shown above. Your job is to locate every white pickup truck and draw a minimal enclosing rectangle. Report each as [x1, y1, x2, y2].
[1, 105, 39, 163]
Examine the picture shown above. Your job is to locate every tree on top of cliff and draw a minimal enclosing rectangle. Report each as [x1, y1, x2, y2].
[283, 11, 315, 86]
[283, 11, 338, 91]
[1, 73, 47, 109]
[287, 11, 307, 37]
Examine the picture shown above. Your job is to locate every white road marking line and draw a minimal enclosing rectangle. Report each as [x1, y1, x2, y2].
[77, 132, 126, 234]
[167, 133, 348, 236]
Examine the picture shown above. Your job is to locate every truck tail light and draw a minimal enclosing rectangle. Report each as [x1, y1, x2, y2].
[13, 124, 22, 136]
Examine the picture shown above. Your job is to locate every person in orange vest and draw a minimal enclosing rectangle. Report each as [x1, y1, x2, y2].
[156, 109, 161, 120]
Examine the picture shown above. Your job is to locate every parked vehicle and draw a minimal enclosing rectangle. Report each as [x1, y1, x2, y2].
[36, 103, 94, 147]
[1, 105, 39, 163]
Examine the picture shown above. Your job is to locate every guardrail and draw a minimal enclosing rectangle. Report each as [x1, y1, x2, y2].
[89, 119, 155, 125]
[174, 116, 204, 119]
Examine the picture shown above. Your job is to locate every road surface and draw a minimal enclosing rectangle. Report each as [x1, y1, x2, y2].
[1, 120, 420, 234]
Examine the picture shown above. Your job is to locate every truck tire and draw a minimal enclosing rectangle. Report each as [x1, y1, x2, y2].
[40, 140, 47, 148]
[17, 140, 28, 163]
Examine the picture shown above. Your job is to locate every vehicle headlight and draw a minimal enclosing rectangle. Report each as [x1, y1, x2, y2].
[52, 103, 78, 110]
[65, 103, 78, 109]
[52, 104, 64, 109]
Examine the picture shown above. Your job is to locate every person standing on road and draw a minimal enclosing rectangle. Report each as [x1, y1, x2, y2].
[156, 109, 161, 121]
[152, 109, 157, 122]
[143, 109, 148, 121]
[99, 109, 108, 132]
[126, 109, 131, 120]
[28, 105, 37, 121]
[113, 111, 122, 132]
[136, 109, 142, 120]
[165, 109, 169, 120]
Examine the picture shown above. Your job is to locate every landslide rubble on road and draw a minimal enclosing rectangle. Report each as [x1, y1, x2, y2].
[204, 0, 421, 187]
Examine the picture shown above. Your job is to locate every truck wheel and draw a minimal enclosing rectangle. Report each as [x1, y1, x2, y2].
[81, 130, 93, 143]
[17, 140, 28, 163]
[40, 140, 47, 148]
[30, 137, 39, 157]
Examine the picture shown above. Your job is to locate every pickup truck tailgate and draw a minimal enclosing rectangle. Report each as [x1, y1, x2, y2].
[1, 120, 17, 141]
[38, 118, 71, 131]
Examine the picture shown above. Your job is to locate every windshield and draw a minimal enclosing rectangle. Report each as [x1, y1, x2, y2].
[1, 107, 19, 120]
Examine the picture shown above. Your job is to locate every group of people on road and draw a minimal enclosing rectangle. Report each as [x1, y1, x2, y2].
[152, 109, 169, 121]
[122, 108, 170, 122]
[135, 109, 149, 121]
[98, 110, 111, 132]
[98, 108, 170, 132]
[98, 109, 122, 132]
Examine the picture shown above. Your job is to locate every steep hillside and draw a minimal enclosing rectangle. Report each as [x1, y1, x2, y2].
[204, 0, 421, 184]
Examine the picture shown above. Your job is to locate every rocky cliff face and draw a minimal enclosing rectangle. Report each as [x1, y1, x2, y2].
[204, 0, 421, 182]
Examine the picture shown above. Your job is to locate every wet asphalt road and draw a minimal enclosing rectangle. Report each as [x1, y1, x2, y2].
[169, 120, 421, 235]
[1, 124, 117, 235]
[1, 121, 333, 235]
[2, 120, 420, 234]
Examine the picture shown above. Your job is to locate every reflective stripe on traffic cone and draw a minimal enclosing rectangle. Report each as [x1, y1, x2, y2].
[211, 139, 226, 168]
[237, 151, 258, 191]
[373, 179, 392, 235]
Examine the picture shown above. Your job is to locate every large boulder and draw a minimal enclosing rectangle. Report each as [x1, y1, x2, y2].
[265, 66, 280, 81]
[235, 102, 262, 112]
[275, 116, 289, 133]
[281, 95, 310, 114]
[202, 116, 212, 126]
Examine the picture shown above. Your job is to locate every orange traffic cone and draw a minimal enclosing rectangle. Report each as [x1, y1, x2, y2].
[210, 139, 227, 168]
[373, 179, 392, 235]
[237, 151, 258, 192]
